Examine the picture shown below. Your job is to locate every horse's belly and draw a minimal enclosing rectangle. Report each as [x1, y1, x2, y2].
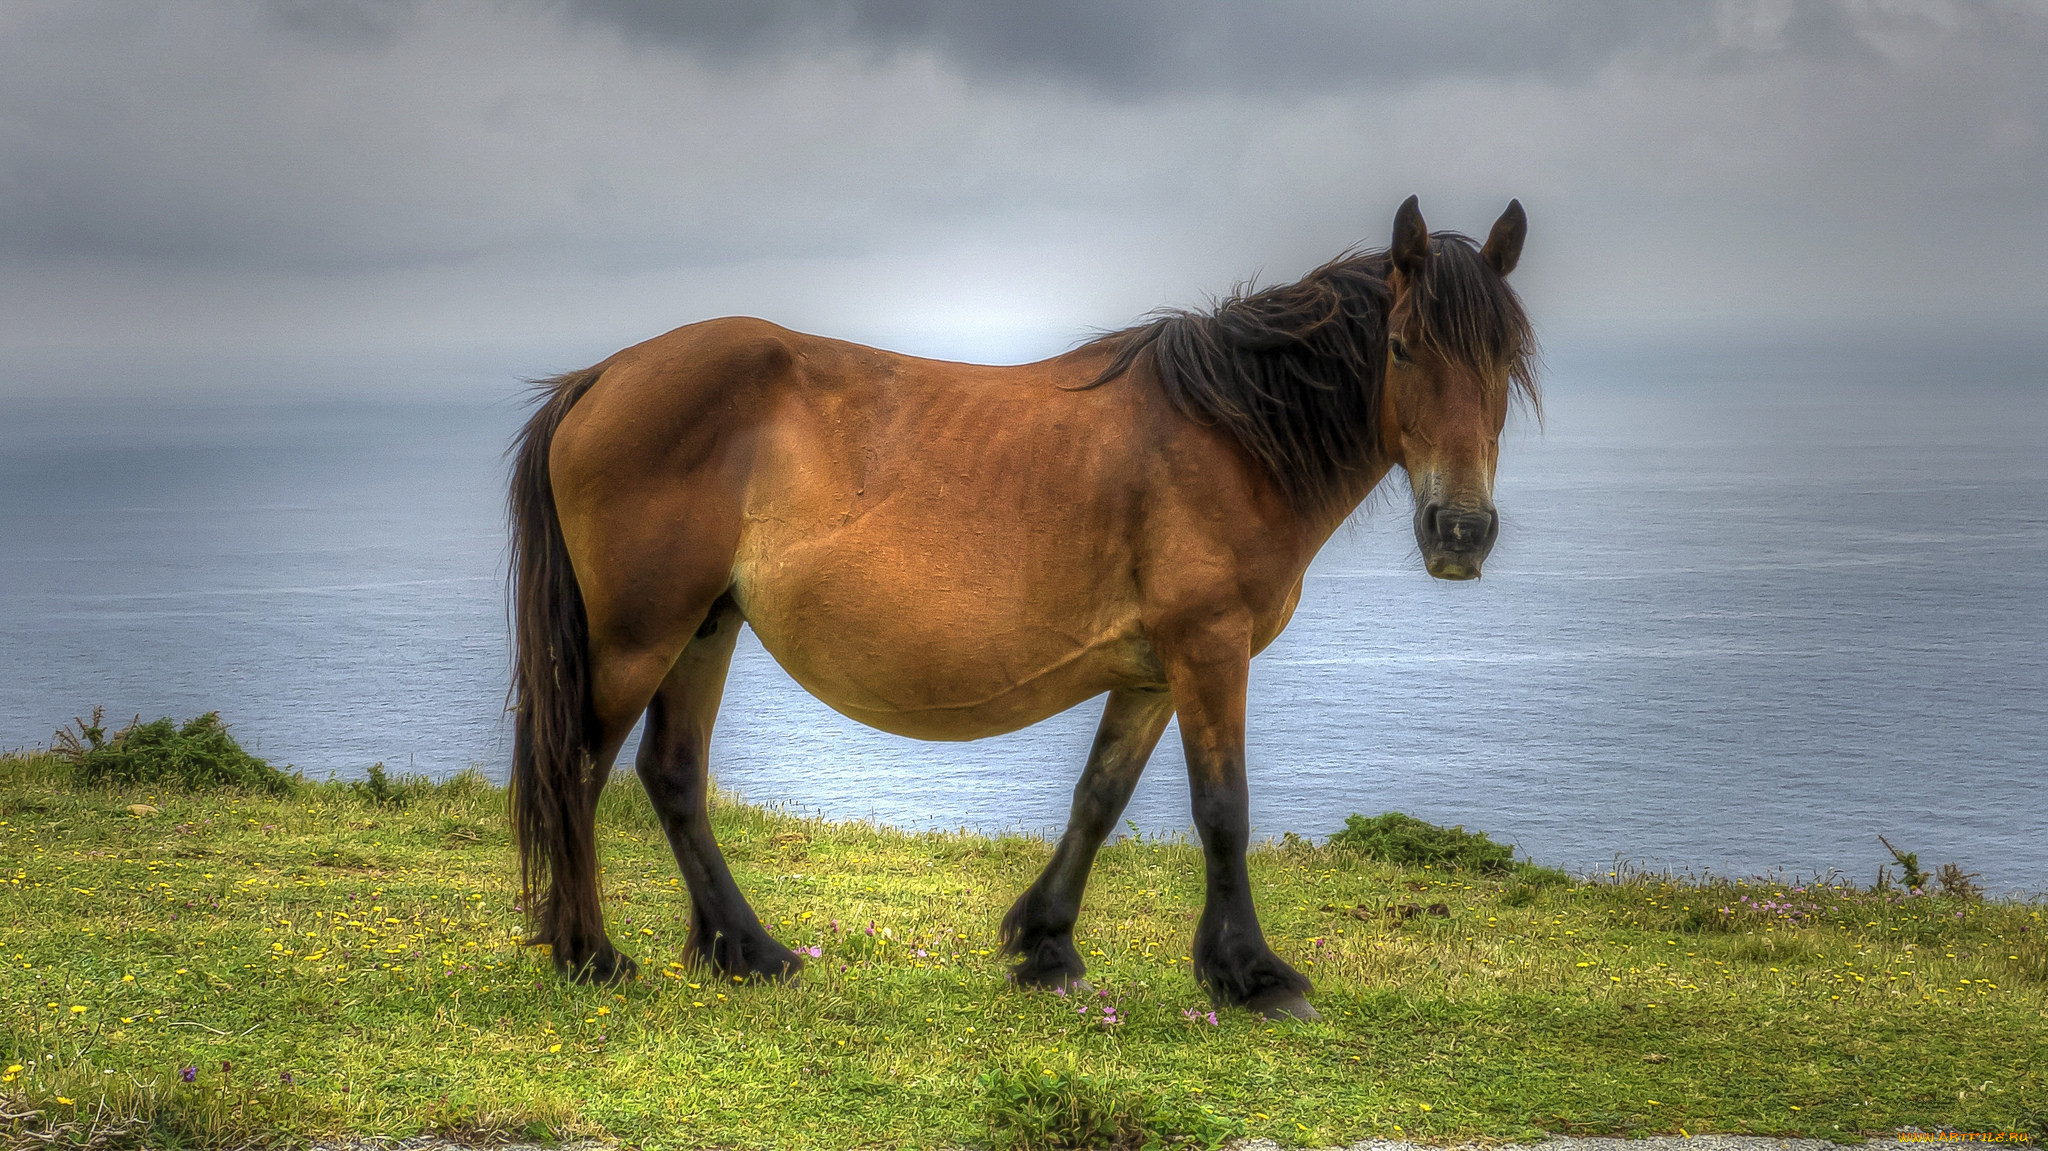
[731, 542, 1155, 742]
[758, 642, 1114, 741]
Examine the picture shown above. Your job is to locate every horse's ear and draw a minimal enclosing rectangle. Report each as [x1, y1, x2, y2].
[1481, 199, 1526, 277]
[1390, 195, 1429, 276]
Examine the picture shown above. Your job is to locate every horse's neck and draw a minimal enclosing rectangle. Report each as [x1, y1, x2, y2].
[1295, 461, 1399, 552]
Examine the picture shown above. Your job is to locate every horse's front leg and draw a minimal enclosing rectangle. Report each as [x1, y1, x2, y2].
[1161, 626, 1317, 1020]
[1001, 687, 1174, 989]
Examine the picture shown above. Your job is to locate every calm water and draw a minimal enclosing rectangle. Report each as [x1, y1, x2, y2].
[3, 366, 2044, 893]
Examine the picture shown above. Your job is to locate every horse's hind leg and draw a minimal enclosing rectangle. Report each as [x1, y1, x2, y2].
[635, 594, 803, 980]
[545, 641, 679, 984]
[1001, 687, 1174, 989]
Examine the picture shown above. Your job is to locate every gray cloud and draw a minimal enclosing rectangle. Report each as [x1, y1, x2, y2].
[554, 1, 2048, 98]
[0, 0, 2043, 379]
[259, 0, 423, 46]
[557, 0, 1693, 94]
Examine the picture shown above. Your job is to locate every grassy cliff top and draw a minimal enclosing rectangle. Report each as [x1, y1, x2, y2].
[1, 748, 2042, 1149]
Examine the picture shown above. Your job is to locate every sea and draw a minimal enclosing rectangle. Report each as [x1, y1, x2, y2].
[3, 344, 2044, 894]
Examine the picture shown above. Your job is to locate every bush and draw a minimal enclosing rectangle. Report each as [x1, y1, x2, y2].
[53, 707, 297, 794]
[1878, 834, 1933, 891]
[1328, 811, 1519, 875]
[1879, 835, 1982, 900]
[348, 761, 434, 808]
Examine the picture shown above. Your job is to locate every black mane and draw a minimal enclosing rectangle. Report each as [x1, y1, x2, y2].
[1085, 232, 1537, 514]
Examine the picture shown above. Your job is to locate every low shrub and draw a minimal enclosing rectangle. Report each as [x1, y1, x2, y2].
[348, 761, 436, 808]
[1878, 834, 1934, 892]
[53, 707, 297, 794]
[1935, 861, 1983, 901]
[1328, 811, 1519, 875]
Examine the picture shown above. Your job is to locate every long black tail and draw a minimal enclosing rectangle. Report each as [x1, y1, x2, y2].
[508, 366, 606, 955]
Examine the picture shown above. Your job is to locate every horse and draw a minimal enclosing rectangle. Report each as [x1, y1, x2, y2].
[508, 196, 1536, 1020]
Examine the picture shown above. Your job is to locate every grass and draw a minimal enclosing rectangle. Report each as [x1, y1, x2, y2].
[1, 745, 2044, 1149]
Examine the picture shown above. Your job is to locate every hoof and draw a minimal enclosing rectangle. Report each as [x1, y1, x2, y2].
[693, 931, 804, 981]
[1009, 963, 1090, 993]
[736, 949, 805, 982]
[563, 949, 638, 985]
[1004, 931, 1087, 992]
[741, 941, 805, 981]
[1246, 988, 1319, 1021]
[1013, 971, 1093, 996]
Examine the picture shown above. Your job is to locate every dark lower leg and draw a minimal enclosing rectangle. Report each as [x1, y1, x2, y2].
[1186, 772, 1308, 1011]
[1003, 688, 1173, 988]
[1164, 632, 1312, 1015]
[540, 663, 664, 984]
[636, 599, 800, 979]
[547, 763, 639, 983]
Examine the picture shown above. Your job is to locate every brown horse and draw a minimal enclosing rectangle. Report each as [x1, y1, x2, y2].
[509, 196, 1536, 1019]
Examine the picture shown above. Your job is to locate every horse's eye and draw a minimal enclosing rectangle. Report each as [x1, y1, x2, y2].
[1389, 337, 1411, 365]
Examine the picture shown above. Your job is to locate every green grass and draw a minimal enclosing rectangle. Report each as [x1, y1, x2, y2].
[2, 747, 2043, 1149]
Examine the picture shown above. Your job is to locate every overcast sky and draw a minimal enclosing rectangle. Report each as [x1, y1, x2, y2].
[2, 0, 2044, 393]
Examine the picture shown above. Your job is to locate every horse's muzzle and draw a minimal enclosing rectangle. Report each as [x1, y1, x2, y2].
[1416, 502, 1498, 581]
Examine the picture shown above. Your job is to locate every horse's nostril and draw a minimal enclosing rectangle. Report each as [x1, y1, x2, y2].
[1426, 506, 1497, 552]
[1419, 503, 1447, 543]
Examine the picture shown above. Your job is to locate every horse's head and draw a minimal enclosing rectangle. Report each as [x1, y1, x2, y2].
[1378, 196, 1535, 581]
